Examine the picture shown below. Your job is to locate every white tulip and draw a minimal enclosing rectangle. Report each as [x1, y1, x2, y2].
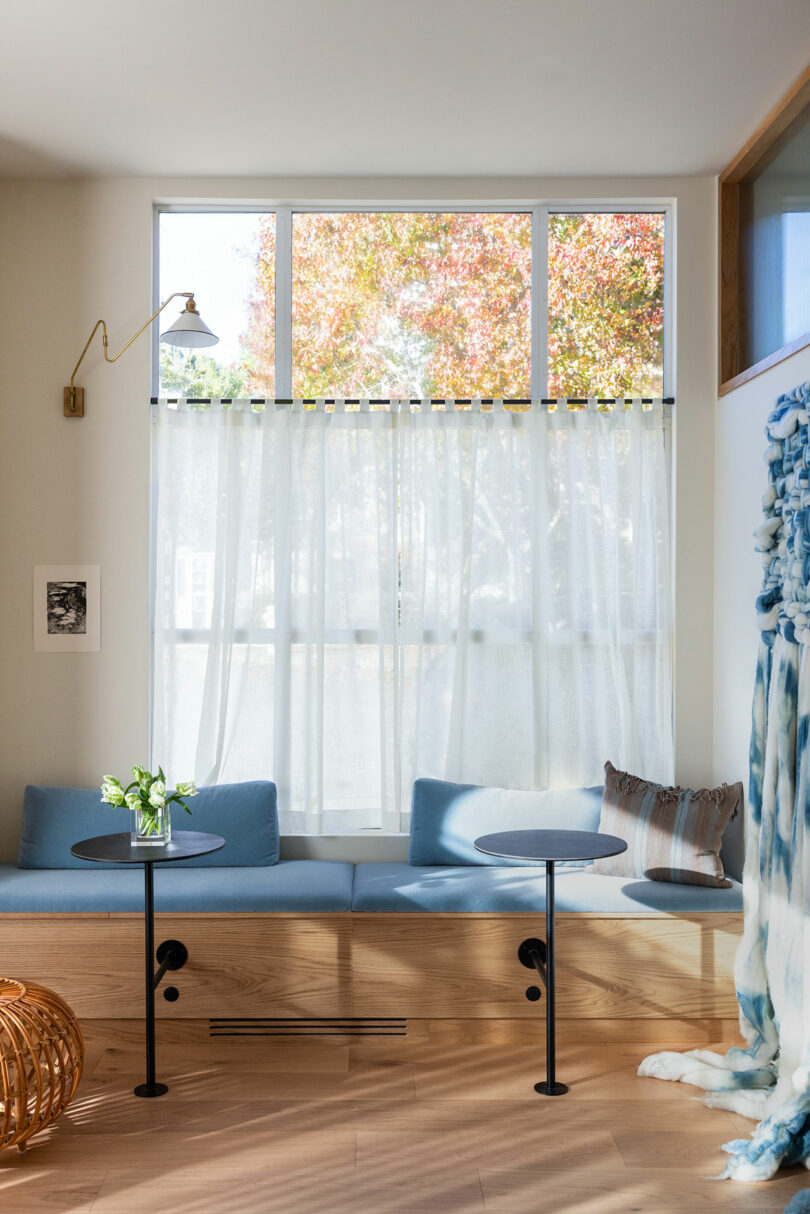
[100, 776, 125, 807]
[148, 780, 166, 810]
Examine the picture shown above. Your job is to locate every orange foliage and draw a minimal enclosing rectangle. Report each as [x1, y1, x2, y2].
[238, 210, 665, 399]
[548, 213, 664, 397]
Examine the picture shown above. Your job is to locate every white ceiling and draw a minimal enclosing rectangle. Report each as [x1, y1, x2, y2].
[2, 0, 810, 179]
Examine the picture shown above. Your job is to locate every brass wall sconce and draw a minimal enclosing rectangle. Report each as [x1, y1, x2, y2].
[64, 292, 218, 417]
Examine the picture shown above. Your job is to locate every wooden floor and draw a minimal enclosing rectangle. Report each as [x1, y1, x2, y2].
[2, 1020, 808, 1213]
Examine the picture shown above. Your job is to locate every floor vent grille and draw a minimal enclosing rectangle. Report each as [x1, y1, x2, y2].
[209, 1018, 408, 1038]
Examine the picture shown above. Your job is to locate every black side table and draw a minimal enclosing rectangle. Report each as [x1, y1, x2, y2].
[71, 830, 224, 1098]
[474, 828, 626, 1097]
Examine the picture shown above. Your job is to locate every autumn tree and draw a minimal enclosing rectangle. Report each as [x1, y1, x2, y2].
[547, 213, 664, 398]
[243, 211, 531, 398]
[236, 227, 276, 395]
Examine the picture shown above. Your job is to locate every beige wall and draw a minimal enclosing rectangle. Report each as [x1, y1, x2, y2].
[714, 344, 810, 798]
[0, 176, 716, 861]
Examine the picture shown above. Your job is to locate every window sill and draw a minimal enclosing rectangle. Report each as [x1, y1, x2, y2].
[719, 329, 810, 397]
[278, 833, 409, 864]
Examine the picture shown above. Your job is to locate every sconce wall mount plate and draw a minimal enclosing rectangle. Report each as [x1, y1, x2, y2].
[63, 387, 85, 418]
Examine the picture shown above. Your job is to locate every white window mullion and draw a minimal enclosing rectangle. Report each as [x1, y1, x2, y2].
[150, 206, 162, 396]
[275, 206, 293, 398]
[531, 204, 549, 400]
[530, 416, 549, 789]
[663, 202, 675, 398]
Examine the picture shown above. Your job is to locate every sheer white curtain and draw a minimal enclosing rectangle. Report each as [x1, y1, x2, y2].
[152, 399, 673, 833]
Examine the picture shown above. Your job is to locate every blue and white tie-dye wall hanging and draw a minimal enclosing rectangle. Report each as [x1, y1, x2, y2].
[638, 381, 810, 1183]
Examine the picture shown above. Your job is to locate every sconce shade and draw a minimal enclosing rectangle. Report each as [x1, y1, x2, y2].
[160, 308, 218, 349]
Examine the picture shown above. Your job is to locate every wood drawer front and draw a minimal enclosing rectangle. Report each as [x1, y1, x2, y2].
[350, 913, 742, 1020]
[0, 914, 353, 1019]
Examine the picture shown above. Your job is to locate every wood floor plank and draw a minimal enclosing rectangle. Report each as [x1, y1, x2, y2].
[91, 1164, 486, 1214]
[0, 1170, 107, 1213]
[322, 1162, 487, 1214]
[612, 1127, 734, 1171]
[11, 1130, 356, 1173]
[357, 1127, 625, 1170]
[75, 1060, 417, 1103]
[425, 1017, 745, 1045]
[479, 1165, 810, 1211]
[331, 1095, 738, 1133]
[90, 1171, 358, 1214]
[92, 1040, 351, 1074]
[49, 1097, 294, 1137]
[726, 1110, 760, 1133]
[411, 1042, 696, 1103]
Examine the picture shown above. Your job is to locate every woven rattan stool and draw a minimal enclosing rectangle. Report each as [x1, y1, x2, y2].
[0, 978, 84, 1152]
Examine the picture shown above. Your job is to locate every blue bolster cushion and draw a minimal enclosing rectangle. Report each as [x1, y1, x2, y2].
[18, 781, 279, 869]
[408, 777, 603, 867]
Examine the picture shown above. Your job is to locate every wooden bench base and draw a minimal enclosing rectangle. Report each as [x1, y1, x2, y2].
[0, 911, 742, 1041]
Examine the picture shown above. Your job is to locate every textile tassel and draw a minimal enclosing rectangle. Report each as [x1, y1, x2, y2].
[639, 381, 810, 1182]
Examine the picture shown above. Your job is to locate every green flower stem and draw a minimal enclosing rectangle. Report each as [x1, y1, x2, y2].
[136, 809, 165, 837]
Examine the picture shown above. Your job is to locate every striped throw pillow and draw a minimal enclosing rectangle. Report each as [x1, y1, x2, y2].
[592, 761, 742, 887]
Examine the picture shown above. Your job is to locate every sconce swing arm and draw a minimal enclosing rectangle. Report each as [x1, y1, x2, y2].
[64, 292, 201, 417]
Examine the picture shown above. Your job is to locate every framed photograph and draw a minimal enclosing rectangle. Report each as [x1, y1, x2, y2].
[33, 565, 100, 652]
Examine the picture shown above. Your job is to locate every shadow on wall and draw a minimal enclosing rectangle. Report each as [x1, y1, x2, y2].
[0, 132, 84, 176]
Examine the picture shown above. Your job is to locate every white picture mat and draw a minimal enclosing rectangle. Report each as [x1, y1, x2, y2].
[33, 565, 100, 652]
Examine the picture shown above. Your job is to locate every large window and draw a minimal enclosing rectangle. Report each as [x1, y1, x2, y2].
[156, 205, 669, 400]
[153, 203, 673, 834]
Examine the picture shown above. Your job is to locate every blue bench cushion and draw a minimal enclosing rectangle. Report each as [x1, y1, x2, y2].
[0, 858, 742, 914]
[351, 862, 743, 913]
[18, 782, 279, 869]
[409, 778, 603, 868]
[0, 860, 352, 913]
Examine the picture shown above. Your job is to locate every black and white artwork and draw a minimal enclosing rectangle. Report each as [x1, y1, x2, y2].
[34, 565, 100, 652]
[46, 580, 87, 634]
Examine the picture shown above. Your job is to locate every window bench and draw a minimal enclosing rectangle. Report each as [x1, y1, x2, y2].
[0, 866, 742, 1043]
[0, 780, 744, 1043]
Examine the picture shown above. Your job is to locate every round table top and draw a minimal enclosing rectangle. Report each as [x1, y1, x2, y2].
[473, 828, 627, 864]
[71, 830, 225, 865]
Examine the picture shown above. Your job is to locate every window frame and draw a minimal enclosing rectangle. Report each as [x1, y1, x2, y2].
[150, 200, 675, 824]
[152, 200, 675, 400]
[719, 63, 810, 396]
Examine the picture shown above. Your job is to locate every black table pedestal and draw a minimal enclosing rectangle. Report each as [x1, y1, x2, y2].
[516, 862, 568, 1096]
[134, 862, 168, 1099]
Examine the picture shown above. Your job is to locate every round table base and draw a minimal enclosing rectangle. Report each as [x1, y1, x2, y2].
[134, 1082, 169, 1099]
[534, 1081, 569, 1096]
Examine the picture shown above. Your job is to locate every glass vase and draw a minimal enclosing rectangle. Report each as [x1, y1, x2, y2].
[132, 804, 171, 846]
